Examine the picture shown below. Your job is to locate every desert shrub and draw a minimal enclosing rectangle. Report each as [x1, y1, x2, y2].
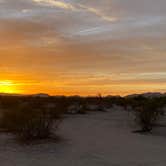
[55, 99, 69, 115]
[0, 101, 62, 140]
[133, 99, 164, 132]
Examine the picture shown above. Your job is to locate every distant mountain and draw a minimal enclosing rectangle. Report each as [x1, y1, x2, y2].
[125, 92, 166, 98]
[142, 92, 166, 98]
[31, 93, 50, 98]
[0, 92, 166, 98]
[0, 93, 22, 96]
[0, 93, 50, 98]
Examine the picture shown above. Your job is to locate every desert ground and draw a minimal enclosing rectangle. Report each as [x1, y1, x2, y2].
[0, 107, 166, 166]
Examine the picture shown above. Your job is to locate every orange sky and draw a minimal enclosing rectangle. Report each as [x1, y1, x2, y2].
[0, 0, 166, 96]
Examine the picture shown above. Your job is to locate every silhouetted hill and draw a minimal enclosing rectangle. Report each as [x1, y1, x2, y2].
[125, 92, 166, 98]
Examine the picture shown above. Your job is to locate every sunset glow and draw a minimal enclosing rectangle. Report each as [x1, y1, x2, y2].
[0, 0, 166, 96]
[0, 81, 18, 94]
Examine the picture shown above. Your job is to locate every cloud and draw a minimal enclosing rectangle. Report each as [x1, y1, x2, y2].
[77, 4, 117, 22]
[32, 0, 75, 10]
[0, 0, 166, 95]
[32, 0, 117, 22]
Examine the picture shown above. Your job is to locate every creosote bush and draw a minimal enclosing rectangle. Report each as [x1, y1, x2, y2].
[0, 100, 62, 140]
[133, 98, 164, 132]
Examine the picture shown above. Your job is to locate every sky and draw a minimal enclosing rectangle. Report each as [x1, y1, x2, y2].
[0, 0, 166, 96]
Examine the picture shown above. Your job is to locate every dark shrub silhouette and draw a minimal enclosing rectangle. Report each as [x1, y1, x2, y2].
[0, 100, 62, 140]
[133, 98, 164, 132]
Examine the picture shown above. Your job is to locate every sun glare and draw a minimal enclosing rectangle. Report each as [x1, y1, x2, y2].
[0, 80, 18, 94]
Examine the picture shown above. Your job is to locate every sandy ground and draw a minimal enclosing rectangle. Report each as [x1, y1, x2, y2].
[1, 108, 166, 166]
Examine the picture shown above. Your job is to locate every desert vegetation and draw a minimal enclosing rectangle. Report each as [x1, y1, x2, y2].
[125, 96, 166, 132]
[0, 94, 166, 142]
[0, 96, 62, 140]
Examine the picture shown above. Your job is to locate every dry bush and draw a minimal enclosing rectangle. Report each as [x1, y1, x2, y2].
[133, 99, 164, 132]
[0, 101, 62, 140]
